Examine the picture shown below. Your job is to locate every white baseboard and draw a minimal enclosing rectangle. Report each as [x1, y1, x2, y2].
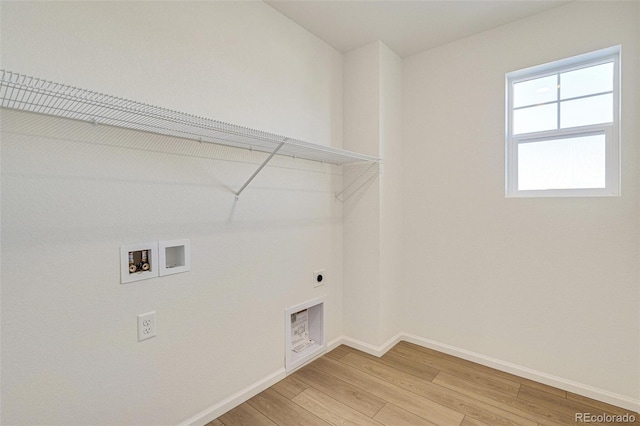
[333, 332, 639, 413]
[402, 333, 640, 412]
[182, 332, 639, 425]
[399, 333, 640, 414]
[182, 336, 390, 425]
[178, 368, 286, 426]
[334, 333, 404, 357]
[326, 335, 347, 351]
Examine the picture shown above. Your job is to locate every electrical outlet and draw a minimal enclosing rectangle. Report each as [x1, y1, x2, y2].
[313, 269, 325, 287]
[137, 311, 156, 342]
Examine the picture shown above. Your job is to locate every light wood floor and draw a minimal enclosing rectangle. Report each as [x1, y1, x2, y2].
[207, 342, 639, 426]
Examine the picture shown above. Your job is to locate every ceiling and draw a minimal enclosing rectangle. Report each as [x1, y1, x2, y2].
[265, 0, 570, 58]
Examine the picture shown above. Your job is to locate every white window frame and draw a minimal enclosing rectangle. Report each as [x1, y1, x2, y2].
[505, 46, 621, 198]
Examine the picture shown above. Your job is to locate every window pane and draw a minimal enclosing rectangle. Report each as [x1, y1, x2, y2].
[513, 75, 557, 108]
[518, 134, 606, 190]
[561, 94, 613, 128]
[513, 103, 557, 134]
[560, 62, 613, 100]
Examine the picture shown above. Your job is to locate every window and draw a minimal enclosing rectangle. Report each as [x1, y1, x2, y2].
[506, 46, 620, 197]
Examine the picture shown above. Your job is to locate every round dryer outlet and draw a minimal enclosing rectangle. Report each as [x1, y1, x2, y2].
[313, 269, 325, 287]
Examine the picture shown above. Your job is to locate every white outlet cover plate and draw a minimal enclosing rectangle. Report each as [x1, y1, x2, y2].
[137, 311, 157, 342]
[120, 242, 159, 284]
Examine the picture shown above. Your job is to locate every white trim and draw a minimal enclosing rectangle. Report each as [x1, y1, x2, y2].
[508, 126, 618, 197]
[329, 333, 639, 413]
[505, 46, 621, 198]
[180, 332, 639, 425]
[178, 368, 286, 426]
[338, 333, 405, 357]
[507, 46, 621, 81]
[400, 333, 640, 413]
[326, 335, 346, 351]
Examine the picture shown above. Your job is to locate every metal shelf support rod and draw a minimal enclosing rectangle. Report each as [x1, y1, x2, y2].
[334, 161, 378, 201]
[235, 141, 286, 200]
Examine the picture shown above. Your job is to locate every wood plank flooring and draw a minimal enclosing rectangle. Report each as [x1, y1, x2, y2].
[209, 342, 640, 426]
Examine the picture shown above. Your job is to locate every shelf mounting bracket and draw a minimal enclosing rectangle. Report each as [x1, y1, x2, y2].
[235, 141, 286, 200]
[335, 161, 379, 202]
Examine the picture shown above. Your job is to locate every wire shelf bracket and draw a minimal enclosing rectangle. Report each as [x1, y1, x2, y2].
[0, 70, 381, 200]
[235, 141, 285, 200]
[335, 161, 380, 202]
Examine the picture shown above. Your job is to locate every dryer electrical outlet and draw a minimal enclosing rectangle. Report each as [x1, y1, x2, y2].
[313, 269, 325, 287]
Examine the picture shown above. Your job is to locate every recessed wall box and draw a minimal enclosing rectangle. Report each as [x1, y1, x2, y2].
[285, 296, 325, 372]
[121, 242, 159, 284]
[158, 239, 191, 276]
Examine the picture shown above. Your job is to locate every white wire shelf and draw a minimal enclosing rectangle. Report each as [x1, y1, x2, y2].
[0, 70, 380, 199]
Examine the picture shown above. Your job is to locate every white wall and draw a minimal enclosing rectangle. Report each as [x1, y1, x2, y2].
[378, 44, 403, 344]
[343, 42, 382, 345]
[402, 0, 639, 402]
[0, 1, 343, 145]
[0, 2, 344, 425]
[2, 0, 639, 423]
[342, 42, 402, 348]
